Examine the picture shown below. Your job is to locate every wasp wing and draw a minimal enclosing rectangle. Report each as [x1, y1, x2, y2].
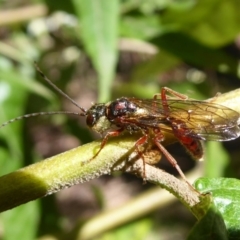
[129, 98, 240, 141]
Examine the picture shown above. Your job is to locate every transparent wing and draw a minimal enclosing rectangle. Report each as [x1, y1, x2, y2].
[129, 98, 240, 141]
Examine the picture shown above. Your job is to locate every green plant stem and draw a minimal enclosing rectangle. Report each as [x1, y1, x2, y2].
[0, 135, 137, 212]
[0, 133, 201, 213]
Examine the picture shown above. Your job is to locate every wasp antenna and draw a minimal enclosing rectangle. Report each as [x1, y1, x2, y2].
[34, 62, 87, 114]
[0, 111, 85, 129]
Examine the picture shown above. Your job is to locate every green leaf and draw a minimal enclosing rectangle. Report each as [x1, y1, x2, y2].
[0, 65, 57, 162]
[152, 32, 238, 75]
[188, 0, 240, 47]
[0, 79, 27, 159]
[120, 15, 162, 40]
[161, 0, 219, 30]
[73, 0, 119, 102]
[131, 50, 180, 82]
[187, 205, 228, 240]
[0, 68, 54, 101]
[0, 201, 40, 240]
[195, 178, 240, 239]
[160, 0, 240, 47]
[0, 67, 40, 240]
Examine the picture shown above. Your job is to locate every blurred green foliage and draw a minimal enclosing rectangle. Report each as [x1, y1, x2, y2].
[1, 0, 240, 239]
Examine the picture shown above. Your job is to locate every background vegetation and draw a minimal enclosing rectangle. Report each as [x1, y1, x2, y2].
[1, 0, 240, 239]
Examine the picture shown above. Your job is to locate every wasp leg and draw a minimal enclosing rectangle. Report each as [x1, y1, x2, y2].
[133, 134, 149, 181]
[83, 129, 123, 164]
[156, 87, 189, 100]
[153, 129, 193, 187]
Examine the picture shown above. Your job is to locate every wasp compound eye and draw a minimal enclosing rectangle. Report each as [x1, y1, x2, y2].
[86, 114, 96, 127]
[86, 104, 106, 127]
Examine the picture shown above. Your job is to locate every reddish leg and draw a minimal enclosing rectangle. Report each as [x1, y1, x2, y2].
[133, 134, 149, 180]
[152, 87, 188, 116]
[131, 127, 192, 184]
[134, 128, 195, 187]
[85, 129, 123, 163]
[155, 87, 189, 101]
[154, 88, 197, 184]
[95, 128, 151, 180]
[153, 129, 192, 186]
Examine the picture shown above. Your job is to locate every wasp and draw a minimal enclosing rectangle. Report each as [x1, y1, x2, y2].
[1, 65, 240, 183]
[85, 88, 240, 181]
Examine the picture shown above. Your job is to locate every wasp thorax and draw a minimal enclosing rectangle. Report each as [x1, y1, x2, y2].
[107, 98, 137, 121]
[86, 104, 111, 133]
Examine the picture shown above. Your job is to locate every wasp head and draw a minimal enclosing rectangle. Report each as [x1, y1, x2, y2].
[86, 104, 111, 134]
